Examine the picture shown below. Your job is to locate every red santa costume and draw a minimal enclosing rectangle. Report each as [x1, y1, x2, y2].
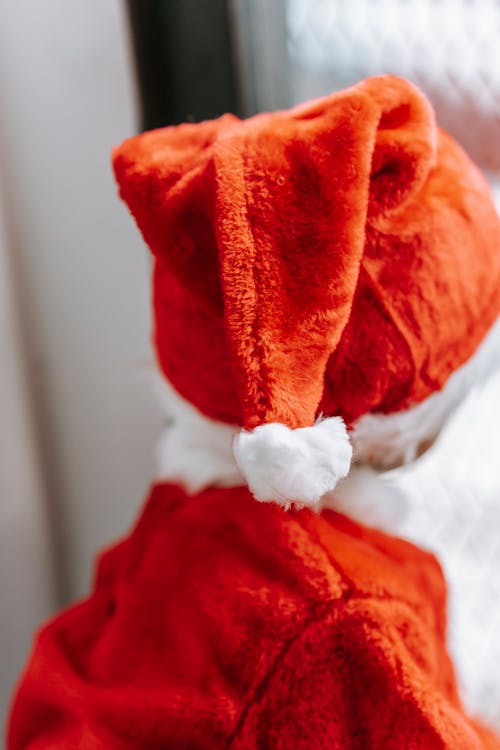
[8, 75, 500, 748]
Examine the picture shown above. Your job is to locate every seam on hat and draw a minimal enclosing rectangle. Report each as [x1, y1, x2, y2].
[359, 262, 419, 386]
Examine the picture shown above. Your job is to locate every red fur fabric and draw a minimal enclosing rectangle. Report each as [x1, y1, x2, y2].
[8, 483, 500, 748]
[9, 76, 500, 747]
[113, 75, 500, 429]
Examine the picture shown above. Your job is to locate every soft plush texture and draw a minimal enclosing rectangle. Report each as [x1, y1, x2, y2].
[153, 310, 500, 492]
[9, 75, 500, 747]
[350, 313, 500, 468]
[113, 75, 500, 434]
[8, 483, 500, 749]
[155, 377, 243, 492]
[233, 418, 352, 506]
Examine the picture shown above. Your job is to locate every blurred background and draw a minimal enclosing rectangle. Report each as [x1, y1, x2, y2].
[1, 0, 500, 733]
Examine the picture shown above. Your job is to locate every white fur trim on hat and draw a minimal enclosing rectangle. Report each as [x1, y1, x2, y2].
[232, 418, 352, 508]
[154, 377, 243, 492]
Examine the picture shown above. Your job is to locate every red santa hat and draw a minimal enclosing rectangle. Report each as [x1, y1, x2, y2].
[113, 75, 500, 508]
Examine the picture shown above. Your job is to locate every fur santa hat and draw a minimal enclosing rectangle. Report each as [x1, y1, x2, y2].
[8, 75, 500, 750]
[113, 75, 500, 508]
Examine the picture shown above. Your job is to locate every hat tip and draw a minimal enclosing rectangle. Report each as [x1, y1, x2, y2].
[233, 418, 352, 509]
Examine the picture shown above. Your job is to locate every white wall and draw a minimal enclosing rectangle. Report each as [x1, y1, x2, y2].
[0, 0, 162, 726]
[0, 175, 58, 735]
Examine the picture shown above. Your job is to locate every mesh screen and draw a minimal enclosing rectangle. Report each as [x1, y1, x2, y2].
[287, 0, 500, 170]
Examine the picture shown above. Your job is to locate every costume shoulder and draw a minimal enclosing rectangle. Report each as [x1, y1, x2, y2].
[11, 483, 497, 749]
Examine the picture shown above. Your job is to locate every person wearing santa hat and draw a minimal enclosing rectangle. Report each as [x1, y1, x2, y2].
[8, 75, 500, 748]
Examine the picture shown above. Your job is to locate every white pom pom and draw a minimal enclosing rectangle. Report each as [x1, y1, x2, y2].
[233, 418, 352, 508]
